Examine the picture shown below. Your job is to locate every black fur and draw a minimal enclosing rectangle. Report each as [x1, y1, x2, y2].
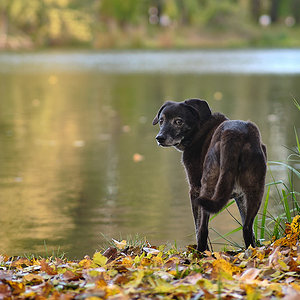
[153, 99, 267, 251]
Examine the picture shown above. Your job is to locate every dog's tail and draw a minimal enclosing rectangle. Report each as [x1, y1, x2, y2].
[196, 131, 243, 214]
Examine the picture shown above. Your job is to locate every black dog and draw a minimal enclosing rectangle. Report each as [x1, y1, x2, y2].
[153, 99, 267, 251]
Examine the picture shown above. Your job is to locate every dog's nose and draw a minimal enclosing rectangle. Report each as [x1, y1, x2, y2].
[156, 135, 166, 144]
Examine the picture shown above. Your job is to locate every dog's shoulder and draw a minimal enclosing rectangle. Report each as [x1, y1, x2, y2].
[185, 112, 227, 152]
[203, 112, 228, 135]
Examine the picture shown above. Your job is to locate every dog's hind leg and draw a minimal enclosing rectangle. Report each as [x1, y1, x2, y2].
[195, 206, 210, 252]
[190, 189, 210, 251]
[239, 146, 267, 248]
[242, 188, 264, 248]
[234, 192, 258, 247]
[234, 194, 246, 225]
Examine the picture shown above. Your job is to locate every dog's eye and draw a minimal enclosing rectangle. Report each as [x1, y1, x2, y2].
[174, 119, 183, 126]
[159, 118, 164, 126]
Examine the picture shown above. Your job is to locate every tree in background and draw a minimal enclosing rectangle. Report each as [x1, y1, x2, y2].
[251, 0, 261, 22]
[292, 0, 300, 23]
[0, 0, 93, 48]
[100, 0, 142, 26]
[1, 0, 300, 49]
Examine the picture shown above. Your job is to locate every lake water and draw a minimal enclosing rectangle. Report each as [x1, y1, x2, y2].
[0, 49, 299, 259]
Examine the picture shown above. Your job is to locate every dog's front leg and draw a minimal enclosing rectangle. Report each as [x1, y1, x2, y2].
[190, 189, 210, 252]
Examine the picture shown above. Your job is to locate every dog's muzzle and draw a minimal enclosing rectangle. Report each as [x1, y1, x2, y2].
[156, 134, 182, 147]
[155, 134, 166, 146]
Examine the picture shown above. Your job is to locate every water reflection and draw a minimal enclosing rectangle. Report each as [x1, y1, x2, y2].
[0, 51, 299, 258]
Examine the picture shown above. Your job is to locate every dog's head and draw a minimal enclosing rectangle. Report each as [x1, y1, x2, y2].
[152, 99, 211, 150]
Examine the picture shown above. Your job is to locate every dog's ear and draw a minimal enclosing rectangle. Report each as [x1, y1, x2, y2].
[152, 101, 172, 125]
[184, 98, 211, 121]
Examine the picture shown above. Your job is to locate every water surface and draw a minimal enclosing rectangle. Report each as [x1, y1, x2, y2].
[0, 50, 299, 258]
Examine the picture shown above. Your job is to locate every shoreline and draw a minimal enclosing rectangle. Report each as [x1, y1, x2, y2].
[1, 26, 300, 52]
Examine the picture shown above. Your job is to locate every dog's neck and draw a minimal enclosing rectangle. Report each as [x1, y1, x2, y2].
[175, 113, 228, 152]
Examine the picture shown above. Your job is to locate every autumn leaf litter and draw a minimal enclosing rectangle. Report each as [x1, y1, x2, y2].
[1, 216, 300, 299]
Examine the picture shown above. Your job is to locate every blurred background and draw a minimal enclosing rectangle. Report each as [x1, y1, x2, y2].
[0, 1, 299, 259]
[1, 0, 300, 49]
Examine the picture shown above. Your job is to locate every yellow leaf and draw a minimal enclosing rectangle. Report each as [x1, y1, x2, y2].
[291, 215, 300, 234]
[151, 255, 163, 267]
[79, 257, 92, 269]
[121, 256, 133, 267]
[153, 278, 174, 293]
[8, 281, 25, 295]
[278, 259, 289, 271]
[95, 279, 107, 290]
[291, 283, 300, 292]
[125, 270, 144, 288]
[105, 285, 121, 297]
[267, 283, 283, 297]
[93, 252, 108, 267]
[168, 270, 177, 276]
[141, 257, 152, 266]
[212, 258, 240, 277]
[256, 251, 265, 261]
[113, 239, 127, 250]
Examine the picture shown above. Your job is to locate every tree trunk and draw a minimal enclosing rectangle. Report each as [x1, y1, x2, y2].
[0, 9, 8, 49]
[251, 0, 261, 22]
[270, 0, 280, 23]
[292, 0, 300, 24]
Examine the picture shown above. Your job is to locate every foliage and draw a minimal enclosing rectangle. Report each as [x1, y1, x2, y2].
[0, 216, 300, 299]
[259, 99, 300, 243]
[1, 0, 300, 49]
[0, 0, 93, 47]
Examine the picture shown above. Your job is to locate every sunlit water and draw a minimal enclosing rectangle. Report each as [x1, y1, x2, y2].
[0, 50, 299, 258]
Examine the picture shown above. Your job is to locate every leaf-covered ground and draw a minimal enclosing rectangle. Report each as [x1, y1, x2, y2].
[1, 216, 300, 299]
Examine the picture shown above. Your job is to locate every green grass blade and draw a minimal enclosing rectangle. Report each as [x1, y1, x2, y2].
[268, 161, 300, 179]
[210, 227, 242, 248]
[294, 126, 300, 153]
[260, 186, 270, 240]
[254, 215, 258, 240]
[293, 97, 300, 111]
[265, 180, 284, 187]
[210, 199, 235, 221]
[223, 226, 243, 237]
[212, 226, 243, 241]
[273, 216, 281, 240]
[282, 189, 292, 223]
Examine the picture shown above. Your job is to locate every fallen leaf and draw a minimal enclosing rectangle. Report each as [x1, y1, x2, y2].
[93, 252, 108, 267]
[11, 257, 31, 268]
[143, 247, 160, 255]
[8, 281, 25, 295]
[103, 247, 118, 262]
[0, 284, 11, 297]
[40, 259, 57, 275]
[63, 270, 82, 281]
[239, 268, 261, 281]
[23, 274, 44, 285]
[113, 239, 127, 250]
